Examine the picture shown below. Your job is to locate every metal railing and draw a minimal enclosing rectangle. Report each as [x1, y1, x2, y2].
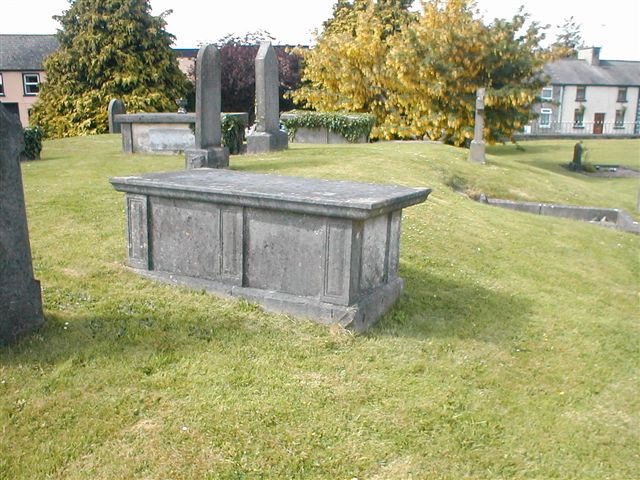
[523, 121, 639, 136]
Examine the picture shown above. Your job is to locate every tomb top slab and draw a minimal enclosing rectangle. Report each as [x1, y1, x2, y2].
[115, 113, 195, 124]
[110, 170, 430, 219]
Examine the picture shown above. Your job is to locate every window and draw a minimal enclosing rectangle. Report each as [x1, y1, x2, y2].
[539, 108, 552, 128]
[617, 87, 627, 102]
[541, 87, 553, 100]
[615, 109, 625, 127]
[573, 109, 584, 127]
[0, 73, 4, 96]
[576, 86, 586, 101]
[23, 73, 40, 95]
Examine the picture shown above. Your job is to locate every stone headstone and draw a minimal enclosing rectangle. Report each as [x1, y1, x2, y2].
[247, 42, 288, 154]
[570, 141, 583, 171]
[108, 98, 126, 134]
[469, 87, 486, 164]
[0, 103, 44, 345]
[185, 44, 229, 169]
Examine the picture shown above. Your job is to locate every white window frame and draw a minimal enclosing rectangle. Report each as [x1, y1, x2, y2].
[0, 73, 4, 96]
[23, 73, 40, 96]
[541, 87, 553, 101]
[539, 108, 552, 128]
[614, 109, 625, 127]
[573, 109, 584, 127]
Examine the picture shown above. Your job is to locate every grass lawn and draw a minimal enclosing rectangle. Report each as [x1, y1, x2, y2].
[1, 136, 638, 479]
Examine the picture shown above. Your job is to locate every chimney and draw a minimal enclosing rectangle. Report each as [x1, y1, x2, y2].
[578, 47, 601, 66]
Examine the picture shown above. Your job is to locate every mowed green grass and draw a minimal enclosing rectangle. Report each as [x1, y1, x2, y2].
[1, 136, 638, 479]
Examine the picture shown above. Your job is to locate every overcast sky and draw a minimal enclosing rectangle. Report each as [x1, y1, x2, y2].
[2, 0, 639, 60]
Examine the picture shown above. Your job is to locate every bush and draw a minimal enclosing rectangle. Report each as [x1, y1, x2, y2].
[221, 116, 246, 155]
[21, 126, 44, 161]
[281, 111, 375, 143]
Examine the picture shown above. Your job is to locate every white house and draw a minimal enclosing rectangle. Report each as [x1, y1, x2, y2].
[527, 47, 640, 136]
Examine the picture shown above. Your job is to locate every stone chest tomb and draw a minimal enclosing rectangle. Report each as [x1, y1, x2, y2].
[110, 170, 429, 331]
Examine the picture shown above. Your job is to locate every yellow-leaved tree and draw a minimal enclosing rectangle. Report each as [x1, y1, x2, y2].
[385, 0, 547, 144]
[293, 0, 548, 144]
[290, 0, 414, 139]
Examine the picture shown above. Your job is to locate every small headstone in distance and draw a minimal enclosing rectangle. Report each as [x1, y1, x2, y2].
[570, 141, 583, 171]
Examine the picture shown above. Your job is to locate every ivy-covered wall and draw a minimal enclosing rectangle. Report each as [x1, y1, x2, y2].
[281, 111, 375, 143]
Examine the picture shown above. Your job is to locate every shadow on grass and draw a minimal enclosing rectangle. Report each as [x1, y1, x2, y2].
[2, 263, 532, 364]
[0, 305, 268, 368]
[372, 264, 532, 345]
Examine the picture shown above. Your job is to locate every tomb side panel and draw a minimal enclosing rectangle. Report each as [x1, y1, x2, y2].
[348, 220, 364, 302]
[125, 194, 149, 270]
[131, 124, 150, 153]
[220, 206, 243, 286]
[360, 214, 389, 292]
[121, 123, 133, 153]
[387, 210, 402, 280]
[149, 197, 221, 280]
[322, 219, 352, 306]
[244, 208, 325, 297]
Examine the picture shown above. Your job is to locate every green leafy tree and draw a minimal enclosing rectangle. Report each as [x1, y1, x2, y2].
[31, 0, 189, 138]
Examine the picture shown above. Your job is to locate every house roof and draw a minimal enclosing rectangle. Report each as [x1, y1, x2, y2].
[173, 48, 199, 58]
[0, 34, 59, 71]
[544, 58, 640, 86]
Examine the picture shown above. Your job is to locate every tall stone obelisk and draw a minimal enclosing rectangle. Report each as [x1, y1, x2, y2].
[0, 103, 44, 345]
[469, 87, 486, 164]
[185, 44, 229, 169]
[247, 42, 288, 153]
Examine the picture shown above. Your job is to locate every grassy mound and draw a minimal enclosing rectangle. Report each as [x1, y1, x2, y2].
[1, 136, 638, 478]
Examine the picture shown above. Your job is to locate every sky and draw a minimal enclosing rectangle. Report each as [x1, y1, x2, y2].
[1, 0, 639, 60]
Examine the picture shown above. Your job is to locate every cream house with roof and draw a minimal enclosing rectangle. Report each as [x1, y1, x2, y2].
[527, 47, 640, 136]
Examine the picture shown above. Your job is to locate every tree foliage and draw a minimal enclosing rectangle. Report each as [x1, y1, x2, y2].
[291, 1, 413, 136]
[549, 16, 584, 59]
[204, 31, 302, 124]
[31, 0, 189, 138]
[292, 0, 548, 145]
[385, 0, 548, 144]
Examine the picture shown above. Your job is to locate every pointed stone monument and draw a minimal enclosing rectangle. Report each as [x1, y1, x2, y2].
[247, 42, 288, 154]
[0, 103, 44, 345]
[469, 87, 486, 164]
[185, 44, 229, 169]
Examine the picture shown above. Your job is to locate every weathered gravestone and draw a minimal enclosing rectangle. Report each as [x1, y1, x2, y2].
[570, 141, 583, 171]
[184, 44, 229, 169]
[0, 103, 44, 345]
[469, 87, 486, 164]
[247, 42, 288, 154]
[108, 98, 126, 134]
